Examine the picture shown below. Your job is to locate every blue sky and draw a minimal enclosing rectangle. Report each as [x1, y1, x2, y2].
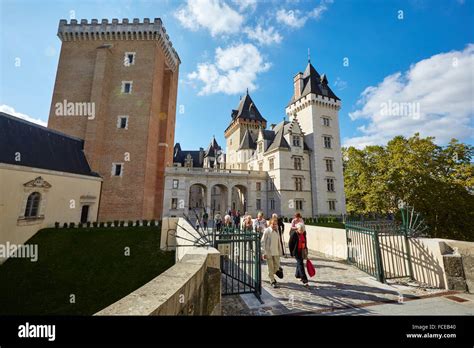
[1, 0, 473, 150]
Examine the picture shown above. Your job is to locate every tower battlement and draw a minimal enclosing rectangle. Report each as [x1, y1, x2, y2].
[57, 18, 180, 71]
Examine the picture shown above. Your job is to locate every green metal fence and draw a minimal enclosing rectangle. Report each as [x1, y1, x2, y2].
[213, 228, 262, 301]
[345, 220, 414, 283]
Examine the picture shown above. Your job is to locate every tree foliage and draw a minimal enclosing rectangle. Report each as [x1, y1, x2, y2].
[343, 134, 474, 241]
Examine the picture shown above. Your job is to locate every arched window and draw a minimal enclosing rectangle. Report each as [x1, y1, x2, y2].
[25, 192, 41, 218]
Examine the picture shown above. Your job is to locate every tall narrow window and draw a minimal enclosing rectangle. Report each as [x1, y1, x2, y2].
[322, 117, 330, 127]
[328, 200, 336, 211]
[294, 157, 302, 170]
[121, 81, 133, 94]
[324, 136, 332, 149]
[256, 182, 261, 191]
[112, 163, 123, 177]
[117, 116, 129, 129]
[124, 52, 136, 66]
[172, 179, 179, 189]
[269, 158, 274, 170]
[256, 199, 261, 210]
[326, 178, 335, 192]
[171, 198, 178, 210]
[325, 159, 334, 172]
[24, 192, 41, 218]
[293, 136, 301, 147]
[295, 199, 303, 210]
[295, 177, 303, 191]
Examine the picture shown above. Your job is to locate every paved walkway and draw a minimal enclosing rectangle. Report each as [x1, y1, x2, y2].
[222, 252, 474, 316]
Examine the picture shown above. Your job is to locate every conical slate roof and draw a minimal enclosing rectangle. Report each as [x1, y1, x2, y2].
[288, 62, 340, 105]
[231, 92, 267, 123]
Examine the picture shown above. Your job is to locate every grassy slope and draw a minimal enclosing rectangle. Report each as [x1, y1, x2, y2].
[0, 226, 175, 315]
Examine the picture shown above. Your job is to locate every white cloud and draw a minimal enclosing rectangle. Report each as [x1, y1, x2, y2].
[276, 0, 333, 28]
[344, 44, 474, 148]
[334, 77, 347, 91]
[276, 9, 307, 28]
[244, 24, 282, 45]
[175, 0, 243, 37]
[0, 105, 47, 127]
[232, 0, 257, 11]
[188, 43, 271, 95]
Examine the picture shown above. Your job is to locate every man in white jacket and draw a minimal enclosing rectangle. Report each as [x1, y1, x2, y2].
[261, 217, 283, 288]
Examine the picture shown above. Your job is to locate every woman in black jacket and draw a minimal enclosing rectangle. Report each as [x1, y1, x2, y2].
[288, 222, 309, 288]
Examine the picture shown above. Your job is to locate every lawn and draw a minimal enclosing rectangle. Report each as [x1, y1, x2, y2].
[0, 226, 175, 315]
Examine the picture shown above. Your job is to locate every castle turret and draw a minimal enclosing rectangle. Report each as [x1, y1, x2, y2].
[286, 60, 345, 215]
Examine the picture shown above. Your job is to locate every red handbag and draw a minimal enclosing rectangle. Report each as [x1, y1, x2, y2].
[306, 259, 316, 277]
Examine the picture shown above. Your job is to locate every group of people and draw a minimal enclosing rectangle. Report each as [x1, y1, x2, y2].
[196, 209, 311, 289]
[261, 212, 310, 289]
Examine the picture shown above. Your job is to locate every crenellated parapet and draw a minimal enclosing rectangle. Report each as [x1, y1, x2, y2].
[57, 18, 180, 71]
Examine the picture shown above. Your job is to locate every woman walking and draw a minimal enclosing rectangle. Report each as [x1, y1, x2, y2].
[289, 222, 309, 288]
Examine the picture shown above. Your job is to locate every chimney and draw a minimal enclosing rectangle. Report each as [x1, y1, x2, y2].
[293, 72, 304, 99]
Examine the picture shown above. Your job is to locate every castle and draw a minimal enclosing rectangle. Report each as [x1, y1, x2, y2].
[163, 60, 346, 219]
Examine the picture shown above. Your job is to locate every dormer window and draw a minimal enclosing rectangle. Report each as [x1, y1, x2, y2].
[293, 136, 301, 147]
[258, 142, 263, 153]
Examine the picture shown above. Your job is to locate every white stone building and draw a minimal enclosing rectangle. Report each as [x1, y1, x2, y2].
[162, 60, 346, 219]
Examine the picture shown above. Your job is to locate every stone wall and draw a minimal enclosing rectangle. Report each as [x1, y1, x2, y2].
[95, 247, 220, 315]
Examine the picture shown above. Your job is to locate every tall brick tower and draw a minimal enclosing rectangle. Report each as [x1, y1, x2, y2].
[48, 18, 180, 220]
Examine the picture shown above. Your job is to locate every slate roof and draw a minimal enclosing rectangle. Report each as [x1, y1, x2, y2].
[204, 136, 221, 158]
[0, 112, 99, 177]
[231, 92, 267, 123]
[266, 126, 290, 152]
[238, 129, 256, 150]
[173, 143, 204, 167]
[288, 62, 340, 106]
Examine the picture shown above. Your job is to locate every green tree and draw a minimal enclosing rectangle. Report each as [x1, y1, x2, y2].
[343, 134, 474, 241]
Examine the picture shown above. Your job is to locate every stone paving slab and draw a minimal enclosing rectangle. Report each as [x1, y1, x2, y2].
[235, 252, 458, 316]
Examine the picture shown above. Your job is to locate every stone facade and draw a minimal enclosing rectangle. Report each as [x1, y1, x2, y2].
[163, 61, 346, 219]
[47, 18, 180, 220]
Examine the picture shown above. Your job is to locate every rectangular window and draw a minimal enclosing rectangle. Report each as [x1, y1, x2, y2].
[124, 52, 136, 66]
[121, 81, 133, 94]
[328, 200, 336, 211]
[325, 159, 334, 172]
[269, 158, 274, 170]
[293, 136, 301, 147]
[324, 136, 332, 149]
[256, 182, 261, 191]
[270, 199, 275, 210]
[117, 116, 129, 129]
[295, 200, 303, 210]
[112, 163, 123, 177]
[172, 179, 179, 189]
[256, 199, 261, 210]
[294, 157, 302, 170]
[326, 178, 335, 192]
[322, 117, 330, 127]
[171, 198, 178, 210]
[258, 142, 263, 152]
[295, 177, 303, 191]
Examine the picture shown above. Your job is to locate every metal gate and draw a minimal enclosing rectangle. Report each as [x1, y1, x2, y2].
[213, 228, 262, 301]
[345, 220, 414, 283]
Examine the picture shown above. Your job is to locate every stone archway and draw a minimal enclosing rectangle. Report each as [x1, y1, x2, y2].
[210, 184, 228, 217]
[231, 184, 247, 215]
[188, 183, 207, 217]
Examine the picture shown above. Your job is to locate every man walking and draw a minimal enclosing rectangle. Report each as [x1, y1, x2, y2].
[262, 217, 284, 288]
